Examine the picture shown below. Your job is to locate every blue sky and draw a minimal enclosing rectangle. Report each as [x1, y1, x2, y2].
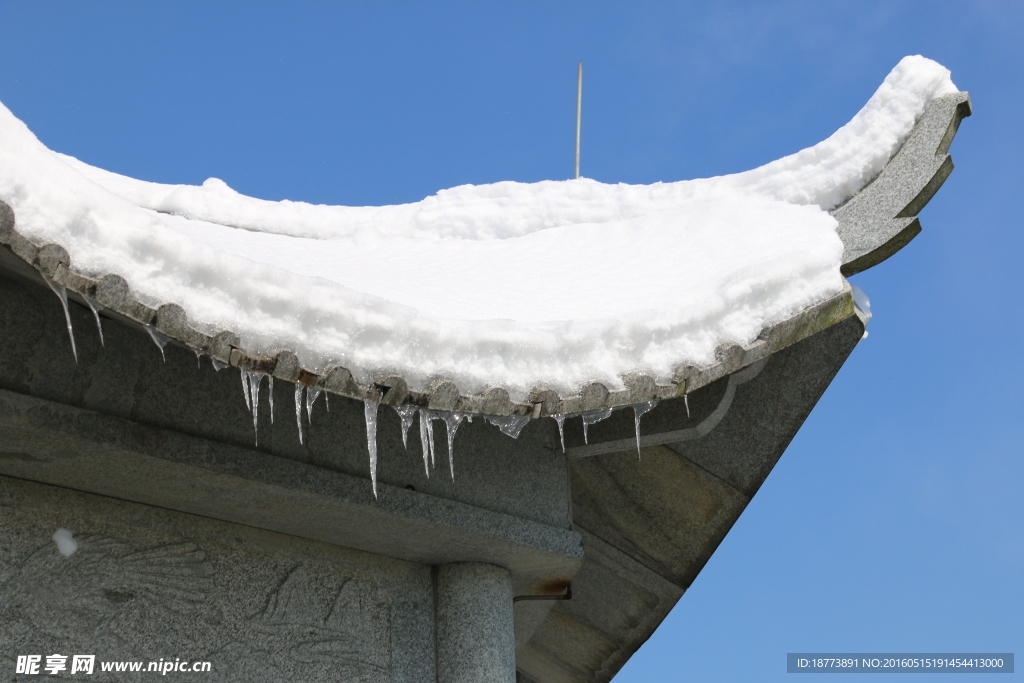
[1, 2, 1020, 680]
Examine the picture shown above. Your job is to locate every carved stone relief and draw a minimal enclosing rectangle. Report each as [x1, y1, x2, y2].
[0, 482, 430, 681]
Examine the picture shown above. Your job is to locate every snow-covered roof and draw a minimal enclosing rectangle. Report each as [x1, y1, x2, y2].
[0, 56, 969, 417]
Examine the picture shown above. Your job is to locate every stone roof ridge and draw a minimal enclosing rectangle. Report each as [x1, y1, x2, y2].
[0, 90, 970, 418]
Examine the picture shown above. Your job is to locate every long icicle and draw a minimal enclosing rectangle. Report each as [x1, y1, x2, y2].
[684, 393, 690, 419]
[426, 411, 436, 468]
[364, 401, 379, 498]
[294, 384, 306, 445]
[632, 401, 658, 458]
[82, 294, 104, 346]
[441, 412, 465, 481]
[241, 369, 251, 411]
[418, 409, 431, 477]
[247, 372, 262, 445]
[268, 376, 274, 424]
[42, 275, 76, 363]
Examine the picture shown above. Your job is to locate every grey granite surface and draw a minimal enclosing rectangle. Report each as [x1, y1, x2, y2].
[1, 475, 435, 682]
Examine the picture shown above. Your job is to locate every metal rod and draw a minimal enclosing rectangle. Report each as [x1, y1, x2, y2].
[513, 584, 573, 603]
[575, 61, 582, 179]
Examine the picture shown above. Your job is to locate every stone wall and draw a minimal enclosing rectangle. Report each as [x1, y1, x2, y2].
[1, 475, 435, 682]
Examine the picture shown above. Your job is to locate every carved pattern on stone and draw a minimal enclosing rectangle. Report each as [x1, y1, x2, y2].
[0, 502, 395, 682]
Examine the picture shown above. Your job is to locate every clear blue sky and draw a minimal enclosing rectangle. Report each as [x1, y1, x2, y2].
[1, 2, 1020, 680]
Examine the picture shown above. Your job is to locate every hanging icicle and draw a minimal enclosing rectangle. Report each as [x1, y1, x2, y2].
[684, 393, 690, 419]
[439, 412, 466, 481]
[417, 409, 431, 477]
[552, 414, 568, 453]
[306, 387, 321, 423]
[580, 408, 613, 445]
[392, 405, 417, 450]
[246, 371, 262, 445]
[42, 274, 76, 363]
[364, 401, 379, 498]
[425, 411, 437, 468]
[294, 384, 306, 445]
[631, 401, 658, 457]
[143, 324, 170, 362]
[267, 376, 274, 424]
[82, 294, 104, 346]
[240, 369, 251, 411]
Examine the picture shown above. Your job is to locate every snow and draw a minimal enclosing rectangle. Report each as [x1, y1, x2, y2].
[51, 528, 78, 556]
[0, 57, 956, 401]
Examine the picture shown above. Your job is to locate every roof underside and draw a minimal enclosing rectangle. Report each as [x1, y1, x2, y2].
[513, 91, 972, 683]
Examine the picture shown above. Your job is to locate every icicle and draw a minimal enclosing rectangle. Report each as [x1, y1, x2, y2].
[440, 412, 466, 481]
[82, 294, 104, 346]
[294, 384, 306, 445]
[552, 414, 567, 453]
[364, 401, 379, 498]
[192, 348, 202, 369]
[325, 392, 330, 411]
[580, 408, 613, 445]
[417, 409, 431, 477]
[392, 405, 417, 450]
[240, 369, 251, 411]
[42, 275, 77, 363]
[211, 357, 228, 371]
[144, 324, 169, 362]
[631, 401, 658, 457]
[426, 411, 437, 468]
[246, 371, 262, 444]
[486, 415, 530, 439]
[684, 393, 690, 419]
[267, 376, 274, 423]
[306, 387, 321, 422]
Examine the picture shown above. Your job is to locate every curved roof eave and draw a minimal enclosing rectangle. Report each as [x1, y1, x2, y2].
[0, 91, 970, 418]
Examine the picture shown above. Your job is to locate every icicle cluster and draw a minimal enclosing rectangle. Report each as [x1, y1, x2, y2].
[240, 370, 273, 445]
[36, 279, 666, 496]
[551, 400, 659, 454]
[237, 375, 664, 496]
[392, 407, 471, 481]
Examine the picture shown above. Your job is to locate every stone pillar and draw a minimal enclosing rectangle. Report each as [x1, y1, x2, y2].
[436, 562, 516, 683]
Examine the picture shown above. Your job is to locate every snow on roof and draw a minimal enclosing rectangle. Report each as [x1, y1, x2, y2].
[0, 56, 957, 405]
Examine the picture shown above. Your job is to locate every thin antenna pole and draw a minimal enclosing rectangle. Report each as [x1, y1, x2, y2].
[575, 61, 583, 179]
